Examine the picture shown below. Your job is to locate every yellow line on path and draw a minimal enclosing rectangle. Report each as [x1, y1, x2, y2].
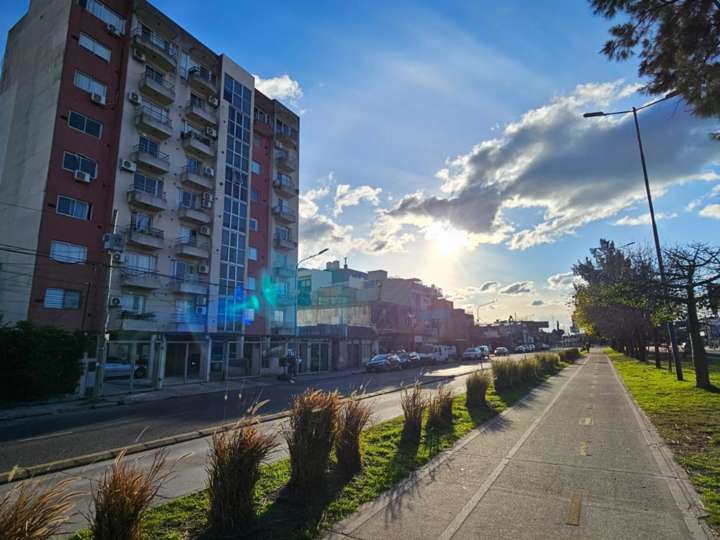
[566, 493, 583, 526]
[580, 417, 593, 425]
[579, 441, 590, 456]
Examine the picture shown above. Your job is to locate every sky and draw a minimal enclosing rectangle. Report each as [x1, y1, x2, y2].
[2, 1, 718, 329]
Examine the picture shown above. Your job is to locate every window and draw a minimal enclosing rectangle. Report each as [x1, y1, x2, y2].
[178, 226, 197, 244]
[178, 189, 199, 209]
[50, 241, 87, 263]
[139, 100, 169, 123]
[251, 161, 261, 175]
[253, 134, 262, 148]
[175, 299, 194, 322]
[63, 151, 97, 178]
[121, 293, 146, 313]
[251, 189, 260, 202]
[145, 65, 165, 85]
[249, 218, 258, 231]
[68, 111, 102, 138]
[248, 247, 257, 261]
[173, 260, 196, 279]
[190, 93, 205, 108]
[44, 288, 81, 309]
[276, 226, 290, 241]
[247, 276, 256, 291]
[133, 173, 164, 197]
[244, 308, 255, 322]
[138, 136, 159, 157]
[124, 252, 156, 272]
[78, 33, 111, 62]
[82, 0, 126, 33]
[57, 196, 90, 219]
[131, 211, 152, 231]
[273, 309, 284, 323]
[73, 70, 107, 98]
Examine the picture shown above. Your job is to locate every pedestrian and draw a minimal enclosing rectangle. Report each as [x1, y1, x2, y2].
[287, 354, 296, 381]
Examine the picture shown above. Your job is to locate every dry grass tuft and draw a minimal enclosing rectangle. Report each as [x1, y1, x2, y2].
[466, 370, 491, 409]
[284, 389, 340, 495]
[0, 478, 76, 540]
[207, 419, 277, 534]
[427, 385, 454, 431]
[400, 382, 428, 443]
[335, 392, 372, 477]
[90, 450, 168, 540]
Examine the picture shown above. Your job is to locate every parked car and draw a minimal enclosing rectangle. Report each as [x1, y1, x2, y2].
[418, 344, 457, 364]
[494, 346, 509, 356]
[526, 344, 535, 352]
[104, 357, 147, 379]
[514, 345, 527, 353]
[365, 353, 401, 372]
[398, 351, 420, 369]
[463, 347, 489, 362]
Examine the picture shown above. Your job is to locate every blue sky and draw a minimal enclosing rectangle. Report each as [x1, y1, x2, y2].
[2, 1, 718, 328]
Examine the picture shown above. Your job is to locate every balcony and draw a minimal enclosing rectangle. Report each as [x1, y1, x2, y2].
[187, 67, 217, 95]
[177, 206, 211, 224]
[175, 237, 210, 259]
[132, 27, 177, 72]
[273, 265, 295, 279]
[274, 236, 297, 250]
[172, 278, 209, 295]
[181, 130, 215, 159]
[275, 293, 294, 306]
[120, 270, 162, 290]
[135, 106, 173, 139]
[180, 164, 213, 190]
[126, 226, 164, 249]
[275, 150, 297, 173]
[127, 187, 167, 211]
[117, 312, 161, 332]
[272, 176, 298, 197]
[133, 144, 170, 174]
[139, 73, 175, 105]
[272, 206, 297, 224]
[275, 129, 298, 148]
[185, 102, 217, 127]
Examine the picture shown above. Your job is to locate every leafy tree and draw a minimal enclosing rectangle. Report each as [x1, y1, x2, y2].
[590, 0, 720, 117]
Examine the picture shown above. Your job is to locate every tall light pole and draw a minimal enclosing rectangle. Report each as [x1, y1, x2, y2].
[293, 247, 329, 342]
[583, 91, 683, 379]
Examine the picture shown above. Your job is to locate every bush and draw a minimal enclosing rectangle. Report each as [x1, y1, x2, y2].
[400, 382, 428, 444]
[0, 322, 88, 403]
[557, 348, 581, 363]
[0, 478, 76, 539]
[466, 371, 491, 409]
[493, 357, 542, 390]
[335, 393, 372, 477]
[284, 389, 339, 496]
[519, 357, 540, 383]
[426, 385, 454, 431]
[536, 353, 560, 373]
[207, 422, 277, 534]
[91, 451, 167, 540]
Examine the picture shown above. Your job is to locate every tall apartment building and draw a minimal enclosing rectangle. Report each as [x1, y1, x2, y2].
[0, 0, 300, 387]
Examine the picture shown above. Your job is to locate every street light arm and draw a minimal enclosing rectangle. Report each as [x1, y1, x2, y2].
[297, 247, 329, 267]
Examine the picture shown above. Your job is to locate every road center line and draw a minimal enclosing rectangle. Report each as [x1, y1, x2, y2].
[565, 493, 583, 526]
[437, 358, 587, 540]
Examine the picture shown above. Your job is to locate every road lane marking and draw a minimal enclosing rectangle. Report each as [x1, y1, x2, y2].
[436, 362, 586, 540]
[580, 417, 593, 425]
[579, 441, 590, 456]
[16, 430, 76, 443]
[565, 493, 583, 526]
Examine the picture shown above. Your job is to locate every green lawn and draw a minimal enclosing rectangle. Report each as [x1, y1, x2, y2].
[607, 348, 720, 534]
[70, 363, 567, 540]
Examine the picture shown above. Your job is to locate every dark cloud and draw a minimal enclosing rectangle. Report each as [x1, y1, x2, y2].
[530, 299, 545, 306]
[499, 281, 534, 295]
[479, 281, 498, 292]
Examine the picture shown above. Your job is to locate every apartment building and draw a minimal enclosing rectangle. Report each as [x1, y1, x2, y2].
[0, 0, 300, 390]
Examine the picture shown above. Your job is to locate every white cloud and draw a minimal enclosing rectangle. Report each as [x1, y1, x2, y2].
[334, 184, 382, 217]
[547, 272, 576, 290]
[299, 186, 330, 220]
[499, 281, 534, 295]
[253, 74, 303, 102]
[385, 81, 718, 250]
[613, 212, 677, 226]
[447, 281, 499, 301]
[699, 204, 720, 219]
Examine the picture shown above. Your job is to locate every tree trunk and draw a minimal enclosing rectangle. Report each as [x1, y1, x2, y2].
[687, 287, 711, 389]
[653, 327, 661, 369]
[638, 339, 647, 363]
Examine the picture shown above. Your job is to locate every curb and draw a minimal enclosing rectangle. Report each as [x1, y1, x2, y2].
[0, 371, 461, 485]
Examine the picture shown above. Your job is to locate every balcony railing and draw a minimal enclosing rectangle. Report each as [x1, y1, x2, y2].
[128, 224, 164, 238]
[133, 143, 170, 172]
[136, 105, 171, 127]
[132, 27, 177, 58]
[140, 72, 175, 104]
[272, 206, 297, 224]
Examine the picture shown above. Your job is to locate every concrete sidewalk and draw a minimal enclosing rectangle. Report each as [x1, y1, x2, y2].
[327, 352, 715, 540]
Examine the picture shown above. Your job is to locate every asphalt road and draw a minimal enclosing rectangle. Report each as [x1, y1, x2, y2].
[0, 359, 498, 473]
[0, 362, 486, 534]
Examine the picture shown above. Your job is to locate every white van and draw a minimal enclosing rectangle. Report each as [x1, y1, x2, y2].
[419, 344, 457, 364]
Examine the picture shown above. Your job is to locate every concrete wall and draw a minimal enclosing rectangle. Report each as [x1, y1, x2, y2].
[0, 0, 71, 323]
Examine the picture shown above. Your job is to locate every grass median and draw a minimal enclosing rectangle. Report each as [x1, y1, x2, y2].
[607, 348, 720, 534]
[69, 361, 568, 540]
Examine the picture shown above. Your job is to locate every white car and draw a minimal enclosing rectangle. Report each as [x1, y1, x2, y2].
[463, 347, 489, 361]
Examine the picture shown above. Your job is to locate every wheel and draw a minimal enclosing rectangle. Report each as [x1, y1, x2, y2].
[133, 366, 146, 379]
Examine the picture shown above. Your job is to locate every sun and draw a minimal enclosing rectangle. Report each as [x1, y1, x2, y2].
[425, 222, 472, 254]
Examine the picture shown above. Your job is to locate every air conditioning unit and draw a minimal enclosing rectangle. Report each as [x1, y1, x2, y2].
[109, 296, 123, 308]
[74, 170, 92, 183]
[128, 91, 142, 105]
[131, 48, 146, 63]
[205, 126, 217, 138]
[120, 159, 136, 172]
[199, 225, 211, 236]
[90, 93, 106, 106]
[201, 199, 213, 209]
[195, 306, 207, 315]
[106, 24, 120, 37]
[103, 233, 125, 252]
[111, 252, 124, 265]
[198, 264, 209, 274]
[207, 95, 219, 108]
[202, 166, 215, 178]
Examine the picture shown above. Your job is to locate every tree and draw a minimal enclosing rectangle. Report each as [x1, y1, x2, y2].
[664, 244, 720, 389]
[590, 0, 720, 117]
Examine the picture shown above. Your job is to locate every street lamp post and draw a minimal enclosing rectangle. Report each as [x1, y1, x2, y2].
[583, 92, 683, 379]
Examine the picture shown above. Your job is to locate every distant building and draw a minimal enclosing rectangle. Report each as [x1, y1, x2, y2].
[473, 319, 550, 349]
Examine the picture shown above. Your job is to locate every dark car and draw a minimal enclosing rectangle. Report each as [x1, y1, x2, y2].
[365, 354, 401, 372]
[104, 357, 147, 379]
[398, 352, 420, 369]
